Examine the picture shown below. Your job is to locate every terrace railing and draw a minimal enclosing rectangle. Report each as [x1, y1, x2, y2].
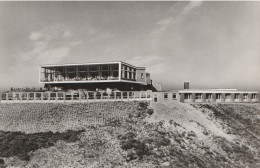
[0, 91, 153, 103]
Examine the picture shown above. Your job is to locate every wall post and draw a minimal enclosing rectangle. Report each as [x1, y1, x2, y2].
[221, 93, 225, 102]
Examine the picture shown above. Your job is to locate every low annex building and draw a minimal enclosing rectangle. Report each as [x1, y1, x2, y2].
[154, 82, 259, 103]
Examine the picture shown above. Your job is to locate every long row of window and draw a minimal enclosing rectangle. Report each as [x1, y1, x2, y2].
[164, 93, 177, 99]
[183, 93, 257, 100]
[121, 65, 136, 80]
[41, 65, 119, 81]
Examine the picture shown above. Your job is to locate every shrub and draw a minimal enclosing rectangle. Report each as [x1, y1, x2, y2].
[147, 109, 154, 115]
[0, 130, 84, 161]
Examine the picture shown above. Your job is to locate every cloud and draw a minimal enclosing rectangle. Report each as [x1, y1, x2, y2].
[30, 32, 43, 40]
[37, 47, 71, 64]
[89, 33, 114, 43]
[182, 1, 203, 15]
[151, 1, 203, 35]
[24, 24, 82, 62]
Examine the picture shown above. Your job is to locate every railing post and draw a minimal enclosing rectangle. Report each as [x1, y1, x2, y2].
[27, 93, 29, 102]
[6, 93, 8, 101]
[86, 91, 88, 103]
[79, 92, 81, 102]
[34, 92, 36, 102]
[19, 93, 21, 103]
[139, 92, 142, 100]
[72, 93, 74, 102]
[41, 92, 43, 102]
[127, 92, 129, 101]
[101, 92, 103, 101]
[121, 92, 123, 100]
[64, 92, 65, 103]
[114, 92, 116, 101]
[94, 92, 96, 102]
[56, 92, 58, 102]
[48, 92, 50, 102]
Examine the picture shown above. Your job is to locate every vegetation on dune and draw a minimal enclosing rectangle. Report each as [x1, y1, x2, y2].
[0, 102, 259, 167]
[0, 130, 84, 162]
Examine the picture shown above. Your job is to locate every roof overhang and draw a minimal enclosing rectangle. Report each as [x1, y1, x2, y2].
[41, 61, 122, 68]
[40, 80, 147, 85]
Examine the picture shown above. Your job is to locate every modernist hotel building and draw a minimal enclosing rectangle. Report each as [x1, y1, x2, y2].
[40, 61, 156, 91]
[0, 61, 258, 103]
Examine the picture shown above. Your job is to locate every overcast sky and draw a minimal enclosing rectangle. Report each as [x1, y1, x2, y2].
[0, 1, 259, 91]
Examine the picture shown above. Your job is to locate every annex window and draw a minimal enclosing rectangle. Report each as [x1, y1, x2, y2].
[164, 93, 168, 99]
[195, 93, 202, 99]
[206, 93, 212, 99]
[243, 94, 248, 99]
[235, 94, 239, 99]
[172, 94, 177, 99]
[216, 94, 221, 99]
[252, 94, 256, 99]
[225, 93, 231, 99]
[184, 93, 192, 99]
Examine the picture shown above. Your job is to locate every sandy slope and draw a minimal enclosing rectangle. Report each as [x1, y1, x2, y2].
[0, 102, 259, 168]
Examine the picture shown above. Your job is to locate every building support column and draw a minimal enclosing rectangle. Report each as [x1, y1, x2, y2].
[180, 93, 184, 103]
[231, 93, 235, 102]
[202, 93, 206, 103]
[248, 93, 252, 102]
[191, 93, 195, 103]
[239, 93, 243, 102]
[212, 93, 216, 102]
[221, 93, 226, 102]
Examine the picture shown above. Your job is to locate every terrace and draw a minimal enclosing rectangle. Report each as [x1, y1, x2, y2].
[40, 63, 121, 83]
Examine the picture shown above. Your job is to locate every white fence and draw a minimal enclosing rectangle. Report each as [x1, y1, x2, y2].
[0, 91, 153, 103]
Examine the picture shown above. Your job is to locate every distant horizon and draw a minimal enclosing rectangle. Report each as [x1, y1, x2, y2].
[1, 1, 260, 92]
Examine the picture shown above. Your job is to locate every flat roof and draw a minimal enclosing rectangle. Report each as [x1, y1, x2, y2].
[41, 61, 121, 68]
[41, 61, 144, 69]
[179, 89, 258, 94]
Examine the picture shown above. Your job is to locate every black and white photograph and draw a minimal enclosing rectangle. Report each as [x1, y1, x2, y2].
[0, 1, 259, 167]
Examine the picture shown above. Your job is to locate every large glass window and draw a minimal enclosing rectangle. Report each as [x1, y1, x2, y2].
[101, 65, 110, 78]
[67, 67, 76, 78]
[89, 66, 99, 78]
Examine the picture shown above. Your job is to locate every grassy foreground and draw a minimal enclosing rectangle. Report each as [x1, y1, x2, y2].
[0, 102, 259, 168]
